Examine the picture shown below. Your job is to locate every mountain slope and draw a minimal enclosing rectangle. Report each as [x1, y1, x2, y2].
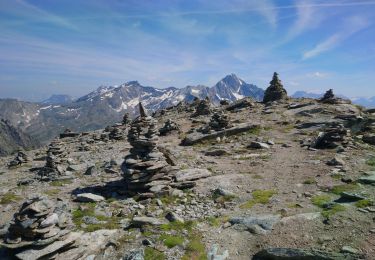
[0, 119, 40, 156]
[42, 94, 73, 105]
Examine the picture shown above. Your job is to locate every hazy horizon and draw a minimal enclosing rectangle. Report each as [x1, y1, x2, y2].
[1, 0, 375, 101]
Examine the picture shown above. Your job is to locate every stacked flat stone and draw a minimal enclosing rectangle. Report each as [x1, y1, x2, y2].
[159, 119, 180, 136]
[319, 89, 336, 103]
[311, 123, 352, 149]
[191, 97, 211, 117]
[209, 112, 230, 131]
[109, 127, 125, 140]
[8, 151, 29, 168]
[122, 103, 171, 196]
[48, 139, 65, 156]
[4, 196, 70, 247]
[122, 112, 130, 125]
[263, 72, 288, 103]
[37, 149, 62, 181]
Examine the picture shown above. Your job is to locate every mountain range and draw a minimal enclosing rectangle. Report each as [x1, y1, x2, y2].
[0, 74, 264, 144]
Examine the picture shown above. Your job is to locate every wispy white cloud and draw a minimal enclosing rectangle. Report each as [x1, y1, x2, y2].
[0, 0, 77, 30]
[303, 16, 370, 59]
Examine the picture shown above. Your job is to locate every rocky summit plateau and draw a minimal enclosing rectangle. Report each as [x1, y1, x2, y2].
[0, 74, 375, 260]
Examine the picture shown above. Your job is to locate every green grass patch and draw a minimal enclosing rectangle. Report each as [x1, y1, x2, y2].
[50, 179, 73, 187]
[311, 195, 331, 207]
[160, 220, 196, 232]
[330, 184, 358, 195]
[303, 178, 317, 185]
[366, 157, 375, 167]
[182, 233, 207, 260]
[159, 234, 185, 248]
[44, 189, 60, 196]
[240, 190, 277, 209]
[0, 192, 21, 205]
[252, 174, 263, 179]
[145, 247, 165, 260]
[72, 203, 120, 232]
[160, 195, 179, 205]
[244, 126, 262, 136]
[355, 199, 373, 208]
[321, 204, 346, 219]
[206, 216, 229, 227]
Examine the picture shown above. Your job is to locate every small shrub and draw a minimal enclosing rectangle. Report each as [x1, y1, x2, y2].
[145, 247, 165, 260]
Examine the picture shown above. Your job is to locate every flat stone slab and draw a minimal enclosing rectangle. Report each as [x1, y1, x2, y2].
[16, 232, 80, 260]
[131, 217, 168, 227]
[174, 168, 212, 182]
[182, 123, 260, 145]
[76, 193, 105, 202]
[230, 214, 281, 233]
[358, 173, 375, 184]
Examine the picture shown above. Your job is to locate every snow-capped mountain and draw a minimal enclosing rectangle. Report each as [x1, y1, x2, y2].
[0, 74, 264, 143]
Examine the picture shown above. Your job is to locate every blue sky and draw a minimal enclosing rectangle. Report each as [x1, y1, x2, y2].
[0, 0, 374, 101]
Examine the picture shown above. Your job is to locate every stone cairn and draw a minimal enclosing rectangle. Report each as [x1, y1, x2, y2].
[8, 150, 29, 168]
[37, 146, 62, 181]
[319, 89, 336, 104]
[191, 97, 212, 117]
[122, 112, 130, 125]
[59, 128, 79, 139]
[263, 72, 288, 103]
[108, 126, 125, 140]
[209, 112, 231, 131]
[3, 196, 72, 255]
[121, 103, 172, 197]
[159, 119, 180, 136]
[311, 123, 352, 149]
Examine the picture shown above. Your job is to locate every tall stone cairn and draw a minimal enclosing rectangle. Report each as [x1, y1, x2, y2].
[191, 97, 212, 117]
[263, 72, 288, 103]
[122, 112, 130, 125]
[319, 89, 335, 103]
[121, 103, 171, 196]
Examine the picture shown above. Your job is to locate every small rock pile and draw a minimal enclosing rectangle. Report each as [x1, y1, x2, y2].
[311, 123, 352, 149]
[263, 72, 288, 103]
[108, 126, 125, 140]
[122, 103, 172, 197]
[8, 150, 29, 168]
[191, 97, 211, 117]
[37, 149, 62, 181]
[3, 196, 72, 256]
[159, 119, 180, 136]
[209, 112, 230, 131]
[59, 128, 79, 139]
[319, 89, 351, 104]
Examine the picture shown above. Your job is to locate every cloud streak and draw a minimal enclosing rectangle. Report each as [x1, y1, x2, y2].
[303, 16, 370, 59]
